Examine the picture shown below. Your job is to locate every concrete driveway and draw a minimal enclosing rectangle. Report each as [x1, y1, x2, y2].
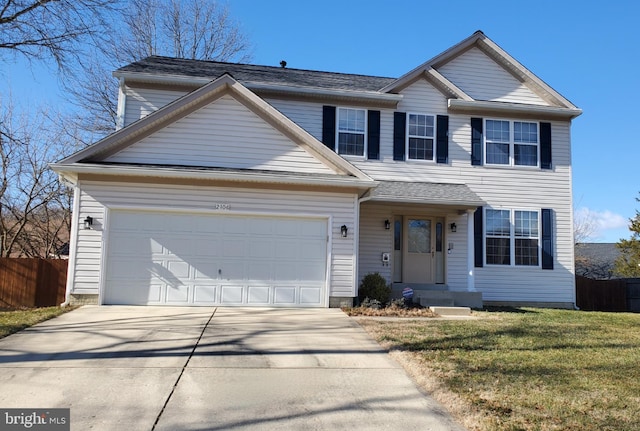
[0, 306, 465, 430]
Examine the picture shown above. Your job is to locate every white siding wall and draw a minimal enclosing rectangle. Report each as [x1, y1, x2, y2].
[124, 86, 187, 126]
[437, 47, 548, 105]
[109, 95, 335, 174]
[69, 180, 358, 299]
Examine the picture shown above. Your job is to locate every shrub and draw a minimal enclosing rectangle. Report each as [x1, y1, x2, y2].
[358, 272, 391, 305]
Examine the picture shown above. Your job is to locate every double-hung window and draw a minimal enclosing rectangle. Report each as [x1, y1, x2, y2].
[337, 108, 366, 156]
[407, 113, 435, 161]
[485, 119, 539, 167]
[485, 208, 540, 266]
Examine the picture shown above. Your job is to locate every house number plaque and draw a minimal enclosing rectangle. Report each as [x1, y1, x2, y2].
[214, 203, 231, 210]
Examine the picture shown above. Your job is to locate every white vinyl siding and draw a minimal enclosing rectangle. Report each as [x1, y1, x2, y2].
[124, 86, 187, 126]
[108, 95, 336, 175]
[68, 180, 358, 302]
[349, 79, 574, 304]
[436, 47, 548, 105]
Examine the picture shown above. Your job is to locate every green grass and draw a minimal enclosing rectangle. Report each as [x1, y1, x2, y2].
[0, 307, 71, 339]
[358, 308, 640, 431]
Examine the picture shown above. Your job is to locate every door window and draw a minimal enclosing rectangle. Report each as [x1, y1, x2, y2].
[407, 219, 431, 253]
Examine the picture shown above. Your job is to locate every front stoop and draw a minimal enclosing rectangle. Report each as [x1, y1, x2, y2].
[429, 306, 472, 316]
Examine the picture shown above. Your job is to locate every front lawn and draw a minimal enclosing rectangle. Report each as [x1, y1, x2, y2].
[357, 308, 640, 431]
[0, 307, 70, 339]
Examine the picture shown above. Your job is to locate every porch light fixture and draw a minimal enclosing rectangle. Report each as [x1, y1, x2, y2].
[341, 225, 348, 238]
[449, 222, 457, 233]
[384, 219, 390, 230]
[83, 216, 94, 230]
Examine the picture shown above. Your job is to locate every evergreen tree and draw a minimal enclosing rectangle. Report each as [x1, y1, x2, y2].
[614, 193, 640, 277]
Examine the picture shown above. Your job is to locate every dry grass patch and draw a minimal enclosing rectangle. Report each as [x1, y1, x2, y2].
[0, 307, 72, 339]
[357, 308, 640, 431]
[342, 304, 437, 317]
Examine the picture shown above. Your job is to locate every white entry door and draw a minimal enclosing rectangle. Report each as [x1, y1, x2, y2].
[402, 217, 433, 283]
[104, 210, 328, 307]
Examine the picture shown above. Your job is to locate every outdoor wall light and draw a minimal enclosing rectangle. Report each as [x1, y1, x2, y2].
[341, 225, 348, 238]
[83, 216, 93, 230]
[384, 219, 391, 230]
[449, 222, 457, 233]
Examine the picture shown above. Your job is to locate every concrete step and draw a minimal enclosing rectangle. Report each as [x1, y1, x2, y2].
[429, 306, 472, 316]
[419, 296, 455, 307]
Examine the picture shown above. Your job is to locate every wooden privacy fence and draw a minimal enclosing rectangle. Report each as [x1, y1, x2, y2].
[0, 258, 68, 309]
[575, 275, 640, 312]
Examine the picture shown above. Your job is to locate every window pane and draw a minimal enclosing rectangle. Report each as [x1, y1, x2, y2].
[486, 209, 511, 236]
[486, 238, 510, 265]
[408, 138, 434, 160]
[408, 219, 430, 253]
[338, 133, 364, 156]
[515, 144, 538, 166]
[338, 108, 365, 133]
[515, 211, 539, 237]
[486, 120, 510, 142]
[487, 142, 509, 164]
[394, 220, 402, 251]
[516, 238, 539, 265]
[409, 114, 434, 138]
[514, 122, 537, 143]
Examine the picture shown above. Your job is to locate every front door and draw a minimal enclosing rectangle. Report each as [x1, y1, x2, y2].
[403, 218, 433, 283]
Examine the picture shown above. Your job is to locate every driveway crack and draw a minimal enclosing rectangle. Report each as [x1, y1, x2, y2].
[151, 307, 217, 430]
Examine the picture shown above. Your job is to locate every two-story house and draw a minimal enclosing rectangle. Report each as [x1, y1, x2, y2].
[52, 31, 582, 308]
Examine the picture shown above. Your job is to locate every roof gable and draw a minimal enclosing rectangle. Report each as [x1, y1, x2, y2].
[106, 94, 335, 175]
[437, 46, 548, 105]
[56, 74, 371, 181]
[382, 31, 580, 114]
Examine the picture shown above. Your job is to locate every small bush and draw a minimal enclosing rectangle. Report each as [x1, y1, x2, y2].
[358, 272, 391, 305]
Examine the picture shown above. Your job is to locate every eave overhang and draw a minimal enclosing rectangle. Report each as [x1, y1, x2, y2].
[448, 99, 583, 120]
[50, 163, 377, 190]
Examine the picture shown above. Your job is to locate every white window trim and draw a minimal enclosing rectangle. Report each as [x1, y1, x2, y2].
[336, 107, 367, 159]
[484, 207, 541, 268]
[484, 119, 540, 168]
[405, 112, 436, 162]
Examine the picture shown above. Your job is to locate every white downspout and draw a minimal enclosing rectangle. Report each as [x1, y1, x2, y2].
[61, 184, 81, 307]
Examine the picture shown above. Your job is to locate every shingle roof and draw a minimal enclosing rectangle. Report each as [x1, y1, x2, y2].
[116, 56, 396, 92]
[366, 181, 484, 208]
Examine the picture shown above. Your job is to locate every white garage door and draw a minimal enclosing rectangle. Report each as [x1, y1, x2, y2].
[104, 211, 328, 307]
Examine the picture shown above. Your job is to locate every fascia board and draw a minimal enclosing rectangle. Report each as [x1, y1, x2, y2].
[50, 163, 377, 189]
[448, 99, 583, 119]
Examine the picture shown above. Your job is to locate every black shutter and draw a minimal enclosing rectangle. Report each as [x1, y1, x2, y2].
[541, 208, 554, 269]
[474, 206, 484, 268]
[393, 112, 406, 161]
[322, 105, 336, 151]
[436, 115, 449, 164]
[471, 117, 483, 166]
[367, 110, 380, 160]
[540, 122, 552, 169]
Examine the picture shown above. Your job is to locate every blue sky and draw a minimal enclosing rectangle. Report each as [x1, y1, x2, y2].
[4, 0, 638, 242]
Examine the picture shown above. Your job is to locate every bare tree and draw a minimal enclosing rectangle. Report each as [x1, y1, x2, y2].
[67, 0, 252, 134]
[0, 95, 72, 258]
[574, 204, 597, 244]
[0, 0, 119, 70]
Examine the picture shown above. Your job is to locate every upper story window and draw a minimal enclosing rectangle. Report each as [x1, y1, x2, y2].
[485, 208, 540, 266]
[485, 119, 539, 167]
[407, 114, 435, 161]
[337, 108, 366, 156]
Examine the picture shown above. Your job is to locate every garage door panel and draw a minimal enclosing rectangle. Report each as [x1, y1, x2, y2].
[221, 285, 244, 304]
[274, 287, 295, 304]
[194, 285, 217, 303]
[247, 286, 269, 304]
[106, 211, 328, 307]
[166, 285, 189, 303]
[300, 287, 322, 304]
